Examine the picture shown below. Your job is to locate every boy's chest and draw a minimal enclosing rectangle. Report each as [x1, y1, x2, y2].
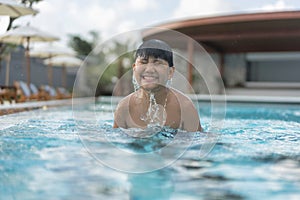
[127, 104, 181, 129]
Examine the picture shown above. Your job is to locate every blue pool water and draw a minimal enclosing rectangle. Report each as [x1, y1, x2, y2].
[0, 99, 300, 199]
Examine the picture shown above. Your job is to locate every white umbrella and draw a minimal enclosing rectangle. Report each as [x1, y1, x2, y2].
[0, 0, 38, 17]
[44, 56, 82, 88]
[0, 25, 59, 43]
[44, 56, 82, 67]
[30, 44, 76, 86]
[30, 44, 76, 58]
[0, 25, 59, 86]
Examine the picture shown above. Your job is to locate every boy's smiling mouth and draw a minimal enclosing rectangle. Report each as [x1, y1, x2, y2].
[141, 74, 158, 82]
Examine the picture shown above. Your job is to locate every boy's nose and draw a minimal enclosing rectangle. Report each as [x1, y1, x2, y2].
[144, 63, 156, 71]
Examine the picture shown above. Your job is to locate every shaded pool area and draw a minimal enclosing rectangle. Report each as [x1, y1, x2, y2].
[0, 98, 300, 199]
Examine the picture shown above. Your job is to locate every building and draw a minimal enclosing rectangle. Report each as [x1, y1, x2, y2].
[142, 11, 300, 97]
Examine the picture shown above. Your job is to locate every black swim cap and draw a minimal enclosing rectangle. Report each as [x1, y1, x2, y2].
[135, 39, 174, 67]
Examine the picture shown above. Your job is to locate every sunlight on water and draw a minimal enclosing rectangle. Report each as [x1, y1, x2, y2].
[0, 102, 299, 199]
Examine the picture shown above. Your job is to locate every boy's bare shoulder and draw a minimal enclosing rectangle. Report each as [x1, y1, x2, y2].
[170, 88, 194, 105]
[117, 94, 130, 105]
[115, 93, 135, 111]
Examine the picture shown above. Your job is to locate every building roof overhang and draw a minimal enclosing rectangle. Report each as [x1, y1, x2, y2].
[142, 11, 300, 53]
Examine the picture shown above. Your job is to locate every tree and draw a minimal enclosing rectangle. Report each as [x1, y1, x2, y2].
[5, 0, 42, 31]
[67, 31, 100, 56]
[68, 31, 136, 96]
[90, 45, 134, 96]
[67, 35, 92, 56]
[21, 0, 43, 7]
[93, 40, 136, 96]
[0, 0, 43, 75]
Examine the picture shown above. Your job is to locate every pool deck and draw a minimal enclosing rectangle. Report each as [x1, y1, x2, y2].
[189, 94, 300, 104]
[1, 90, 300, 116]
[0, 97, 95, 116]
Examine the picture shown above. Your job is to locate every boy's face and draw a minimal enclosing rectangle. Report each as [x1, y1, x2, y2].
[133, 55, 174, 91]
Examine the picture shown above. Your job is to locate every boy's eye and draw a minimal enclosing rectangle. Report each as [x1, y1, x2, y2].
[139, 59, 148, 64]
[140, 59, 148, 64]
[154, 60, 163, 65]
[137, 57, 168, 66]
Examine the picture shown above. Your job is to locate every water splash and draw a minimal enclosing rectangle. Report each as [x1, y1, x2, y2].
[132, 75, 140, 92]
[140, 93, 167, 129]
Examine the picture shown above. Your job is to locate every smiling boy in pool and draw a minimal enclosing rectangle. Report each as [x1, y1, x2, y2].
[113, 39, 202, 132]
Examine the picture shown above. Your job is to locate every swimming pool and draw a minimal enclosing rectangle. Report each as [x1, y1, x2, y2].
[0, 98, 299, 199]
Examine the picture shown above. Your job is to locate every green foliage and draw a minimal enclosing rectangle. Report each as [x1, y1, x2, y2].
[21, 0, 43, 8]
[98, 41, 135, 93]
[67, 31, 137, 95]
[68, 35, 93, 56]
[67, 31, 100, 56]
[0, 0, 42, 61]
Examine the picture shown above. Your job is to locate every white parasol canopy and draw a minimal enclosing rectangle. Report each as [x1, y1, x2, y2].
[30, 44, 76, 58]
[0, 0, 38, 17]
[0, 25, 59, 86]
[44, 56, 82, 67]
[44, 56, 82, 88]
[0, 25, 59, 44]
[30, 44, 76, 86]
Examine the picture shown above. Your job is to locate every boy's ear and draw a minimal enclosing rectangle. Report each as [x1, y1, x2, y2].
[168, 66, 175, 79]
[132, 63, 136, 70]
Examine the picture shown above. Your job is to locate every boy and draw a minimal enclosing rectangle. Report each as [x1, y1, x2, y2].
[113, 39, 202, 132]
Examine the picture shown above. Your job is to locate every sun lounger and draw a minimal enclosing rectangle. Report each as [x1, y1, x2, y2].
[14, 81, 48, 102]
[56, 87, 72, 99]
[0, 85, 17, 104]
[43, 85, 60, 99]
[42, 85, 72, 99]
[30, 83, 50, 101]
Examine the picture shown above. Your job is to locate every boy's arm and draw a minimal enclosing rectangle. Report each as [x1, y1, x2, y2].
[113, 99, 128, 128]
[182, 99, 203, 132]
[113, 106, 125, 128]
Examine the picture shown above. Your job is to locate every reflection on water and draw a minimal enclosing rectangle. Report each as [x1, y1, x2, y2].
[0, 103, 300, 199]
[129, 170, 174, 200]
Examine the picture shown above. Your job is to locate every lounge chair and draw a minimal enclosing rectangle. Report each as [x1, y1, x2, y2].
[30, 83, 50, 101]
[14, 81, 34, 102]
[0, 85, 17, 104]
[43, 85, 60, 100]
[14, 81, 46, 102]
[56, 87, 72, 99]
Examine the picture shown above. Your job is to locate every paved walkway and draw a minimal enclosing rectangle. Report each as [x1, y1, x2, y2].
[1, 91, 300, 116]
[0, 98, 95, 116]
